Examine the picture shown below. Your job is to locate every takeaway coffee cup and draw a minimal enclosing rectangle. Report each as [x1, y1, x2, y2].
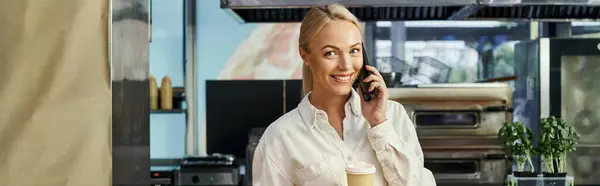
[346, 161, 376, 186]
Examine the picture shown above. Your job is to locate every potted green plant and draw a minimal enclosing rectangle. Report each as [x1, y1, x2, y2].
[538, 116, 580, 185]
[498, 121, 537, 185]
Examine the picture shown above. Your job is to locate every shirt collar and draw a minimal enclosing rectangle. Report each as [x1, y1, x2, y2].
[298, 89, 362, 128]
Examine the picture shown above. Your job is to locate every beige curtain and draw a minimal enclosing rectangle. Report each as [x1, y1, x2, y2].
[0, 0, 111, 186]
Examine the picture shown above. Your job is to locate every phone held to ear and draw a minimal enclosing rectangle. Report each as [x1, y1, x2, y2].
[357, 45, 375, 102]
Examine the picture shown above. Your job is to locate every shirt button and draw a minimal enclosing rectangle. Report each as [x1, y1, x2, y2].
[370, 136, 378, 141]
[347, 156, 353, 162]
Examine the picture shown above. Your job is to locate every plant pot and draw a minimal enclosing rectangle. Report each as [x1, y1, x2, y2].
[542, 172, 567, 186]
[513, 171, 538, 186]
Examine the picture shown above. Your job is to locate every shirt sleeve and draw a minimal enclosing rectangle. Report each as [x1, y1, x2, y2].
[252, 141, 294, 186]
[366, 102, 437, 186]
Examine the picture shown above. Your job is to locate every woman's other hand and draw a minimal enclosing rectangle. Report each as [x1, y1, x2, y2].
[358, 65, 388, 127]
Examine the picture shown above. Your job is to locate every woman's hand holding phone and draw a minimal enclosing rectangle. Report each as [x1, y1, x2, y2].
[358, 65, 388, 128]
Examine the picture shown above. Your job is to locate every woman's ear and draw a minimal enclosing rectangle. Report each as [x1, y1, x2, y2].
[299, 48, 310, 66]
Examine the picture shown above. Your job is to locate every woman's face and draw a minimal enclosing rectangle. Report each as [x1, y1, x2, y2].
[300, 20, 363, 96]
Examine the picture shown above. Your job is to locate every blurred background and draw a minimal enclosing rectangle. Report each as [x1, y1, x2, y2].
[139, 0, 600, 185]
[3, 0, 600, 185]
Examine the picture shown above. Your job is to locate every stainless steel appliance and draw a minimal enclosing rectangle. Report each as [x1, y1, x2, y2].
[175, 155, 240, 186]
[391, 84, 512, 138]
[422, 148, 509, 185]
[221, 0, 600, 22]
[389, 84, 512, 185]
[515, 38, 600, 185]
[403, 99, 510, 137]
[175, 168, 239, 186]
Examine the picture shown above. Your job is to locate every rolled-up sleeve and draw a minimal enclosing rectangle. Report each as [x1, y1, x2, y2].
[252, 142, 294, 186]
[367, 103, 436, 186]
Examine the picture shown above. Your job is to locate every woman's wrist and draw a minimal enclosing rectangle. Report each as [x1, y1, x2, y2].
[368, 117, 387, 127]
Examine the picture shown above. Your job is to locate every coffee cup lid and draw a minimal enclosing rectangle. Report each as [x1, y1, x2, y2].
[346, 161, 376, 174]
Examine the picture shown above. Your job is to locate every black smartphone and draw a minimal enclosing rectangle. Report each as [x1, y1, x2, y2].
[357, 45, 375, 102]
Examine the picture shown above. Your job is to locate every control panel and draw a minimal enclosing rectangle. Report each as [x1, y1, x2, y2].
[175, 167, 239, 186]
[151, 170, 174, 186]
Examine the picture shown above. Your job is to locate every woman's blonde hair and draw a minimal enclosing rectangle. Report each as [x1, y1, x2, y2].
[299, 3, 363, 96]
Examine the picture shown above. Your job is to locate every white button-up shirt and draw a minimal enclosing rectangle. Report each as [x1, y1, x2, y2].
[252, 89, 436, 186]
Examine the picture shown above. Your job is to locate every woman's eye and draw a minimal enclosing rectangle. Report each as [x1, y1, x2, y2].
[324, 51, 336, 57]
[350, 48, 360, 54]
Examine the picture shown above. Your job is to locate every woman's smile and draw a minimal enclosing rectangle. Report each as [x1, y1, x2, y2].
[330, 72, 354, 83]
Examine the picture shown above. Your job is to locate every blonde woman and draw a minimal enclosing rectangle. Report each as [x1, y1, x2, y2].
[252, 3, 436, 186]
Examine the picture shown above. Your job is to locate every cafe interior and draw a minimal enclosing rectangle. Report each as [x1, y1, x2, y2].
[2, 0, 600, 186]
[147, 0, 600, 185]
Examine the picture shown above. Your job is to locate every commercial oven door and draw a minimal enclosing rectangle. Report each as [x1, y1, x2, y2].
[403, 101, 510, 137]
[424, 152, 509, 185]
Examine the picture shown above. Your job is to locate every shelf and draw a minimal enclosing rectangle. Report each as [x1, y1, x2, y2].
[153, 87, 185, 97]
[151, 109, 186, 114]
[151, 158, 181, 167]
[150, 86, 186, 114]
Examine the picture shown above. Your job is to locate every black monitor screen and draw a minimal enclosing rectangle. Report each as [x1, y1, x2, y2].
[205, 80, 302, 159]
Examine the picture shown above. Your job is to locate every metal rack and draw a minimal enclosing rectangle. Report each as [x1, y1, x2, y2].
[376, 56, 412, 73]
[411, 56, 453, 84]
[221, 0, 600, 22]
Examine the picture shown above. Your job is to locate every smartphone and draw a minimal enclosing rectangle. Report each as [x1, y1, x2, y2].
[357, 45, 375, 102]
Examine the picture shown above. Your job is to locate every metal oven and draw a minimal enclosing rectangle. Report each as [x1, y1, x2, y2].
[421, 148, 510, 185]
[390, 84, 512, 185]
[420, 137, 511, 185]
[390, 84, 512, 138]
[403, 99, 510, 137]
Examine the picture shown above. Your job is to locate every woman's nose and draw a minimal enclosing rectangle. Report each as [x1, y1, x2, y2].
[338, 55, 354, 69]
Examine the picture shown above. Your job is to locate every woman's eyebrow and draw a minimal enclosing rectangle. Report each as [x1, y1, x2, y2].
[320, 42, 362, 51]
[350, 42, 362, 48]
[321, 45, 339, 51]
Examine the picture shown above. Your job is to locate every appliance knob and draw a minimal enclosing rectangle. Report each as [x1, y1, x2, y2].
[191, 175, 200, 183]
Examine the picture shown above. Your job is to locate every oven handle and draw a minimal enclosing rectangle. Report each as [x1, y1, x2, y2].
[424, 159, 481, 179]
[426, 156, 509, 180]
[427, 155, 509, 161]
[485, 154, 508, 160]
[433, 173, 481, 180]
[414, 106, 511, 112]
[413, 106, 510, 129]
[415, 109, 482, 113]
[413, 111, 481, 129]
[484, 106, 512, 112]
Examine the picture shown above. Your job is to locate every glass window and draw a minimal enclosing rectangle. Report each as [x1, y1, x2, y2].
[149, 0, 186, 159]
[571, 22, 600, 38]
[373, 21, 530, 85]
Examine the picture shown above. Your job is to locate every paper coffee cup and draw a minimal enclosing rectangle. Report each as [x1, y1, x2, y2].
[346, 161, 376, 186]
